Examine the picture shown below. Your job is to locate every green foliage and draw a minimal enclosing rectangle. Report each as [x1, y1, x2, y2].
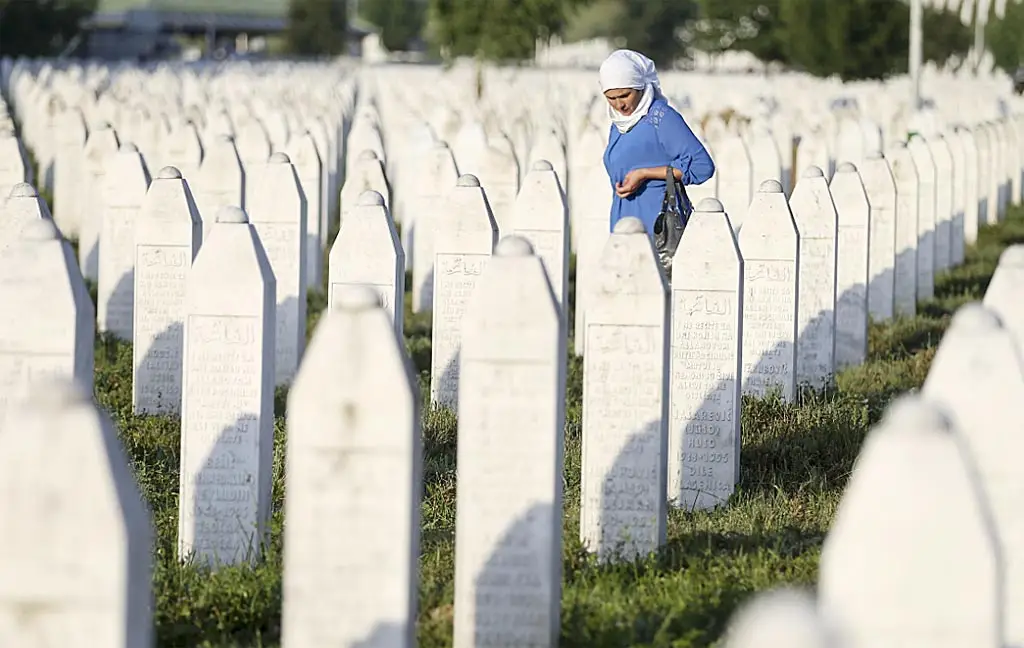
[986, 1, 1024, 74]
[426, 0, 586, 62]
[690, 0, 971, 81]
[360, 0, 426, 51]
[0, 0, 97, 58]
[285, 0, 348, 57]
[691, 0, 785, 63]
[564, 0, 698, 67]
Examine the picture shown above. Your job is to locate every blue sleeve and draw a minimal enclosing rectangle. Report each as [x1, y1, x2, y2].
[656, 109, 715, 186]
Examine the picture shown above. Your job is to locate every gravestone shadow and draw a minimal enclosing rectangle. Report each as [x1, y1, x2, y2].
[101, 271, 134, 341]
[134, 321, 186, 415]
[473, 502, 558, 645]
[185, 416, 271, 571]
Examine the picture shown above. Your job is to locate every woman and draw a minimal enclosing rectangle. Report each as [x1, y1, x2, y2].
[601, 49, 715, 236]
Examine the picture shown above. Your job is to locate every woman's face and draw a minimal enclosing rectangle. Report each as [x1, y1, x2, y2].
[604, 88, 642, 116]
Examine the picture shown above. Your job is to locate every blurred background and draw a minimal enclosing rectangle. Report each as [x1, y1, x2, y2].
[0, 0, 1020, 84]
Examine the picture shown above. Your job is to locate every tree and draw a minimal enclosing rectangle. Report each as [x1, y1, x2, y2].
[426, 0, 586, 62]
[694, 0, 970, 81]
[0, 0, 97, 58]
[563, 0, 697, 67]
[986, 1, 1024, 74]
[286, 0, 349, 57]
[360, 0, 426, 51]
[691, 0, 785, 64]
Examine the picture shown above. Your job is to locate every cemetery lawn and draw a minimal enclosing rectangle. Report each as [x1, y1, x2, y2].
[91, 208, 1024, 648]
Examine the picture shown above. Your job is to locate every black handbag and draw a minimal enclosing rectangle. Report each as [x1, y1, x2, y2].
[652, 166, 688, 277]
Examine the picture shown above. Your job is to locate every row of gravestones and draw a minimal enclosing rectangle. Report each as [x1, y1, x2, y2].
[716, 244, 1024, 647]
[6, 203, 1024, 646]
[2, 93, 1021, 537]
[6, 59, 1020, 357]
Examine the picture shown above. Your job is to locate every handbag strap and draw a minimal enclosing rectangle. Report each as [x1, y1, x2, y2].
[661, 166, 680, 214]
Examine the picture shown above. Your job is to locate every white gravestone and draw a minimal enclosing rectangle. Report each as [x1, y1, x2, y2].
[712, 134, 754, 232]
[288, 131, 323, 291]
[943, 132, 968, 266]
[179, 206, 276, 568]
[908, 136, 937, 301]
[984, 245, 1024, 345]
[723, 588, 838, 648]
[328, 190, 405, 337]
[248, 152, 307, 386]
[922, 304, 1024, 647]
[429, 174, 498, 411]
[282, 286, 422, 648]
[512, 160, 570, 318]
[889, 143, 920, 317]
[0, 182, 51, 255]
[790, 166, 838, 388]
[98, 143, 151, 341]
[860, 153, 897, 321]
[955, 126, 981, 247]
[0, 218, 94, 436]
[829, 163, 870, 369]
[412, 141, 460, 313]
[339, 149, 391, 220]
[928, 136, 955, 272]
[580, 217, 669, 561]
[133, 166, 202, 415]
[453, 236, 565, 648]
[79, 122, 120, 281]
[0, 378, 153, 648]
[193, 134, 245, 243]
[739, 180, 799, 402]
[53, 107, 87, 236]
[818, 396, 1000, 648]
[668, 197, 742, 511]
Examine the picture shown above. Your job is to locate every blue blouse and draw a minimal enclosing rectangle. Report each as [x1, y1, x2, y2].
[603, 97, 715, 234]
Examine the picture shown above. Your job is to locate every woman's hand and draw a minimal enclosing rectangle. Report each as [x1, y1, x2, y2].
[615, 168, 652, 198]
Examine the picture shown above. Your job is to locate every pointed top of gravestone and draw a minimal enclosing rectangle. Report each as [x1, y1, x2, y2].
[531, 159, 554, 172]
[724, 588, 835, 648]
[759, 179, 784, 193]
[893, 141, 908, 149]
[358, 149, 378, 161]
[120, 142, 138, 154]
[333, 284, 382, 311]
[696, 197, 724, 213]
[613, 216, 646, 234]
[215, 205, 248, 224]
[883, 394, 954, 437]
[10, 182, 37, 198]
[866, 150, 884, 160]
[948, 302, 1002, 332]
[998, 244, 1024, 267]
[434, 140, 450, 150]
[801, 166, 824, 178]
[357, 190, 385, 206]
[269, 152, 290, 164]
[216, 133, 233, 143]
[495, 235, 535, 257]
[157, 166, 182, 179]
[836, 162, 857, 173]
[95, 121, 112, 130]
[457, 174, 480, 187]
[19, 217, 59, 242]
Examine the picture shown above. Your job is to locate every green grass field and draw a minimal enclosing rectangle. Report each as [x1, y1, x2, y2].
[79, 206, 1024, 647]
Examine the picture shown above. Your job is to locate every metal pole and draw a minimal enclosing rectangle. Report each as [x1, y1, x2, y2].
[910, 0, 922, 111]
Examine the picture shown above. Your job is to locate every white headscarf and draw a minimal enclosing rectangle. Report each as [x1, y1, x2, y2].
[599, 49, 661, 134]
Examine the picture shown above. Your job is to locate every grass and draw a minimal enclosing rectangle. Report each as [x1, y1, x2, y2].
[75, 205, 1024, 647]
